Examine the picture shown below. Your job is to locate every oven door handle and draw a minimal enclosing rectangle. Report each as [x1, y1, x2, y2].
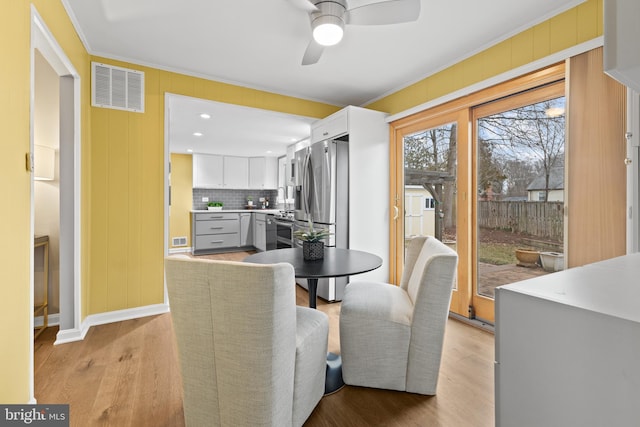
[275, 221, 294, 228]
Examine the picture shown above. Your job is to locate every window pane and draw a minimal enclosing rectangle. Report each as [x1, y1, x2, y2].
[476, 97, 566, 299]
[404, 122, 458, 287]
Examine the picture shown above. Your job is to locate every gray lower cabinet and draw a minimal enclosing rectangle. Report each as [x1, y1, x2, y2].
[192, 212, 240, 254]
[253, 214, 266, 252]
[239, 213, 253, 247]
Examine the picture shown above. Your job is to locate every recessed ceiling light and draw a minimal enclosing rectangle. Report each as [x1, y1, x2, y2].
[193, 132, 203, 137]
[266, 150, 272, 154]
[187, 149, 193, 153]
[200, 113, 210, 119]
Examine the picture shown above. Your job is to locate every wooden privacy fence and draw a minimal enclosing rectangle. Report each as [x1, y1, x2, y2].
[478, 201, 564, 241]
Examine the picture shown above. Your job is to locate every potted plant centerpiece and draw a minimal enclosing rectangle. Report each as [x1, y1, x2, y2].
[207, 201, 223, 211]
[294, 220, 332, 261]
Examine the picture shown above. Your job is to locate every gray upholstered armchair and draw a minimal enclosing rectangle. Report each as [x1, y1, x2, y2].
[339, 236, 458, 395]
[165, 257, 329, 427]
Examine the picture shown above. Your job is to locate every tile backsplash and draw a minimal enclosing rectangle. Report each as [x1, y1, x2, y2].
[192, 188, 278, 210]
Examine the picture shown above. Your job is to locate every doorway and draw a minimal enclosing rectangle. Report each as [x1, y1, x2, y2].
[471, 82, 566, 322]
[391, 109, 471, 318]
[390, 63, 566, 323]
[31, 6, 82, 401]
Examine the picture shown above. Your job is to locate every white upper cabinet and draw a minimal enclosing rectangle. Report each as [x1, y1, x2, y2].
[193, 154, 223, 188]
[223, 156, 249, 188]
[604, 0, 640, 92]
[311, 109, 348, 143]
[249, 157, 278, 189]
[193, 154, 276, 189]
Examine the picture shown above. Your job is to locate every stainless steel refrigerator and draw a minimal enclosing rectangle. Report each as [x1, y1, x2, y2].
[294, 139, 349, 302]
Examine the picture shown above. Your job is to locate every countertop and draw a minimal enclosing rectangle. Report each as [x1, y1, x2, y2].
[498, 252, 640, 323]
[191, 209, 281, 214]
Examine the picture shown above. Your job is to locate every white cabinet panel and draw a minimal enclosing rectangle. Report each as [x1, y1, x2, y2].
[253, 215, 266, 251]
[248, 157, 265, 189]
[239, 213, 253, 246]
[495, 253, 640, 427]
[249, 157, 278, 189]
[264, 157, 277, 189]
[311, 109, 348, 143]
[223, 156, 249, 188]
[604, 0, 640, 92]
[193, 154, 223, 188]
[343, 106, 389, 283]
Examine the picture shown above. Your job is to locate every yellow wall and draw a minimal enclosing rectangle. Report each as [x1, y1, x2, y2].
[0, 0, 33, 404]
[1, 0, 91, 404]
[366, 0, 603, 115]
[87, 56, 338, 314]
[169, 154, 193, 249]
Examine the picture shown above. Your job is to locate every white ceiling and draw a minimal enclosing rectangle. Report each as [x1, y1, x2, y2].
[63, 0, 583, 157]
[168, 95, 315, 157]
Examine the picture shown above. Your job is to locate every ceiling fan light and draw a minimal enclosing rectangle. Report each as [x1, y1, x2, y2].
[312, 15, 344, 46]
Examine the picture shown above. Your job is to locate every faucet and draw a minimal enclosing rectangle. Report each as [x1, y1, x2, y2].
[278, 186, 289, 211]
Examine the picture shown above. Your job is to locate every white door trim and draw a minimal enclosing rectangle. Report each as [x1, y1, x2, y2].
[30, 5, 82, 402]
[627, 89, 640, 253]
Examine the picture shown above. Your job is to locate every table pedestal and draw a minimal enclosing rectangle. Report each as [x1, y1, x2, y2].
[307, 278, 318, 309]
[325, 352, 344, 394]
[308, 278, 344, 394]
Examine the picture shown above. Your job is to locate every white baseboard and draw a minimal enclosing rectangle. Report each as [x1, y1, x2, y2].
[169, 247, 191, 254]
[54, 303, 170, 345]
[34, 313, 60, 328]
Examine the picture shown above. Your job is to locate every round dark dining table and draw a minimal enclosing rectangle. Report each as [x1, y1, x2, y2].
[244, 247, 382, 309]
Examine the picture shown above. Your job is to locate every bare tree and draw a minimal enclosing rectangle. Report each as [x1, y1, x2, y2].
[478, 138, 507, 198]
[403, 124, 457, 229]
[478, 97, 565, 201]
[503, 159, 538, 197]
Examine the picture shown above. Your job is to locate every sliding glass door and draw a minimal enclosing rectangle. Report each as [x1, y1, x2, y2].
[471, 81, 565, 322]
[391, 110, 471, 317]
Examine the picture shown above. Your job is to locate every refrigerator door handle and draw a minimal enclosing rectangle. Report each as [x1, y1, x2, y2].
[302, 151, 312, 217]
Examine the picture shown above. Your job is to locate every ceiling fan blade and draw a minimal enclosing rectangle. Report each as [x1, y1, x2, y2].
[345, 0, 421, 25]
[289, 0, 319, 13]
[302, 39, 324, 65]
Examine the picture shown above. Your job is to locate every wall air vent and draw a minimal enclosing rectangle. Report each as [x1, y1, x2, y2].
[172, 237, 188, 247]
[91, 62, 144, 112]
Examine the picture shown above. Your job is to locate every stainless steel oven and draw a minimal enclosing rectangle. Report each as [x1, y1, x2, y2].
[275, 219, 294, 249]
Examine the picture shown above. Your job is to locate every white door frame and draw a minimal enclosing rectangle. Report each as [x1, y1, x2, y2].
[30, 6, 82, 401]
[627, 89, 640, 253]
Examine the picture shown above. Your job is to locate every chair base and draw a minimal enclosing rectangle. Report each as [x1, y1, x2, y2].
[325, 352, 345, 394]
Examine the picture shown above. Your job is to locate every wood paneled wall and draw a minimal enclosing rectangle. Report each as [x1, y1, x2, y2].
[567, 47, 627, 267]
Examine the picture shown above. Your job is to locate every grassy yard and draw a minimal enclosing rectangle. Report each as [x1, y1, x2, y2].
[408, 228, 560, 266]
[478, 242, 519, 265]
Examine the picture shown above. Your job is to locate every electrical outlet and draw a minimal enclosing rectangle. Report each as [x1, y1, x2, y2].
[202, 197, 209, 202]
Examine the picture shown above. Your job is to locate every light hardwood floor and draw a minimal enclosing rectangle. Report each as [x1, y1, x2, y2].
[35, 253, 495, 426]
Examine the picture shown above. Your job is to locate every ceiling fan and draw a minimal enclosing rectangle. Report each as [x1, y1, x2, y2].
[293, 0, 421, 65]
